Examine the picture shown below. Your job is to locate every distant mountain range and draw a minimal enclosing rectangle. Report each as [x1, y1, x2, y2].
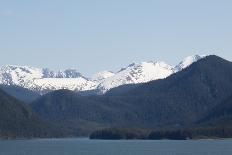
[0, 55, 204, 95]
[2, 54, 232, 139]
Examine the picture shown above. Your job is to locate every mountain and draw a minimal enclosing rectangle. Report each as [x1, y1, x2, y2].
[96, 61, 175, 93]
[0, 55, 204, 94]
[0, 85, 40, 103]
[31, 55, 232, 135]
[98, 55, 205, 94]
[0, 65, 97, 94]
[118, 55, 232, 126]
[0, 89, 61, 138]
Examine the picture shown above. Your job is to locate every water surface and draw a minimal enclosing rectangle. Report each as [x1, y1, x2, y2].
[0, 138, 232, 155]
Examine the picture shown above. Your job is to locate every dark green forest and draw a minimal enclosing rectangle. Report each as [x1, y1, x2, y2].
[90, 126, 232, 140]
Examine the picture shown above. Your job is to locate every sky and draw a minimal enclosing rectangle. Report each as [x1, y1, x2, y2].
[0, 0, 232, 76]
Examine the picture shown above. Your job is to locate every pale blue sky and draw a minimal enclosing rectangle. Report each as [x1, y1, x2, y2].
[0, 0, 232, 76]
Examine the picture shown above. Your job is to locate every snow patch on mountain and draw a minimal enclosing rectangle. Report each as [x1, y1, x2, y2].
[92, 71, 115, 81]
[34, 78, 97, 94]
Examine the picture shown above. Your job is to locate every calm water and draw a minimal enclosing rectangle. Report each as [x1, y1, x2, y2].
[0, 138, 232, 155]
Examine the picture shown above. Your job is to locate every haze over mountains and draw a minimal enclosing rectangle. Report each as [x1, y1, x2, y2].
[0, 55, 204, 95]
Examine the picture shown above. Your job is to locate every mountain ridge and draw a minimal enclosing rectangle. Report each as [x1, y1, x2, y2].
[0, 55, 205, 95]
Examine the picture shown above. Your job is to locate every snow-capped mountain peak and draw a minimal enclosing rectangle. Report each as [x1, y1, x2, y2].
[0, 55, 205, 94]
[96, 61, 175, 93]
[92, 71, 115, 81]
[0, 65, 44, 85]
[0, 65, 97, 94]
[175, 55, 206, 71]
